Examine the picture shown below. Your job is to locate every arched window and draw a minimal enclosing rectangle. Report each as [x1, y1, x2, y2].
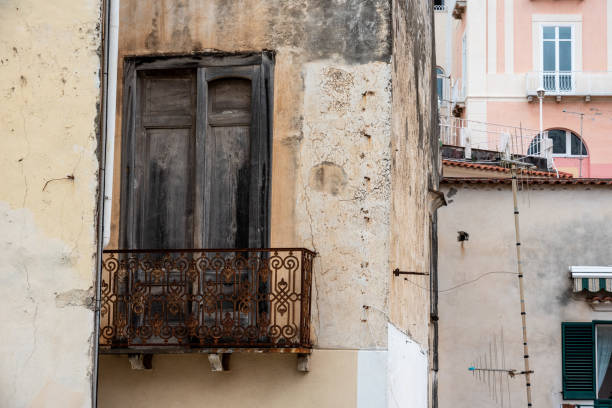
[528, 129, 587, 157]
[436, 67, 444, 102]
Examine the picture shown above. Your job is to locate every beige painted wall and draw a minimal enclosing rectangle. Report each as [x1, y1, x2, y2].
[438, 182, 612, 408]
[99, 351, 358, 408]
[0, 0, 101, 407]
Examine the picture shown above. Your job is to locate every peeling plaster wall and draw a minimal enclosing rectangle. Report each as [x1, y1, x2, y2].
[0, 1, 101, 407]
[298, 61, 392, 349]
[389, 0, 439, 349]
[113, 0, 396, 350]
[438, 184, 612, 408]
[102, 2, 439, 405]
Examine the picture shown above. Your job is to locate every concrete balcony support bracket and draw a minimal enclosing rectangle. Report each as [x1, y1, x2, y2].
[128, 354, 153, 370]
[208, 353, 231, 372]
[297, 353, 310, 372]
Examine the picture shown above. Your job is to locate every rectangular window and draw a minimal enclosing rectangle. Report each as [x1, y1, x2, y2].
[436, 68, 444, 102]
[562, 322, 612, 402]
[542, 25, 573, 92]
[434, 0, 445, 11]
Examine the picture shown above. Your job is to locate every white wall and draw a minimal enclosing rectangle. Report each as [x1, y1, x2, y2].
[387, 323, 429, 408]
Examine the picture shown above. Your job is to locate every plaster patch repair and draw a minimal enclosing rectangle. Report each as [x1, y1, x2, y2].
[309, 162, 348, 195]
[298, 61, 392, 349]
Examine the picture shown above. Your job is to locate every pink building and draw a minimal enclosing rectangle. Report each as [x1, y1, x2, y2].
[436, 0, 612, 177]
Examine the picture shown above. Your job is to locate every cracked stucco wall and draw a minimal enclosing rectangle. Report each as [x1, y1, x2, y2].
[388, 0, 439, 350]
[298, 62, 392, 349]
[111, 0, 395, 350]
[101, 0, 438, 406]
[0, 1, 101, 407]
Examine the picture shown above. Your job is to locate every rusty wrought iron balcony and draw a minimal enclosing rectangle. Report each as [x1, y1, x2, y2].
[99, 248, 315, 353]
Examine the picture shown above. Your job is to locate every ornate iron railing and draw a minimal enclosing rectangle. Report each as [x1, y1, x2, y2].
[99, 248, 315, 350]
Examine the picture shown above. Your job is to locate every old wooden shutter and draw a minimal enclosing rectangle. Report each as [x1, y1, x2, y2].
[121, 57, 271, 250]
[196, 63, 270, 249]
[562, 322, 596, 400]
[121, 67, 197, 250]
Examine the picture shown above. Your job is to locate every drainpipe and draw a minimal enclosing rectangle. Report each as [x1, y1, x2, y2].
[93, 0, 118, 406]
[103, 0, 119, 248]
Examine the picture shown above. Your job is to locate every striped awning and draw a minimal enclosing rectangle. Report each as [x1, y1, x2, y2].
[571, 266, 612, 292]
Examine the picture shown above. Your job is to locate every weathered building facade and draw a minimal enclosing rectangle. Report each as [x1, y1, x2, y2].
[0, 0, 102, 407]
[1, 1, 440, 407]
[98, 0, 440, 407]
[438, 178, 612, 408]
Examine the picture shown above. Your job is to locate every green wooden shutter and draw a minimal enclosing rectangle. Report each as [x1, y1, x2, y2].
[562, 322, 595, 400]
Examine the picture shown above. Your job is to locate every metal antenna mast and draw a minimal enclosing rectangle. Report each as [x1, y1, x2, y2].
[510, 162, 534, 408]
[503, 126, 535, 407]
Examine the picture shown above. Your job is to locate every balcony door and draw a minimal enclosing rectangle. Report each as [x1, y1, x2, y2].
[542, 25, 573, 93]
[120, 62, 271, 251]
[117, 56, 272, 345]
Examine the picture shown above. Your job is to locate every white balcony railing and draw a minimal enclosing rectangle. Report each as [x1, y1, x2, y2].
[439, 117, 555, 168]
[526, 71, 612, 97]
[451, 78, 465, 104]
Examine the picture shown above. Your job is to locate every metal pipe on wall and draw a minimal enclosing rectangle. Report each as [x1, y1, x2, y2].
[93, 0, 119, 406]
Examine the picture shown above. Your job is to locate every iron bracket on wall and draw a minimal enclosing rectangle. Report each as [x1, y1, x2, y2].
[393, 268, 429, 276]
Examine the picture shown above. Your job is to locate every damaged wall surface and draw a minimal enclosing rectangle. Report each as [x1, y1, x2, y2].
[389, 0, 440, 350]
[110, 0, 396, 351]
[100, 0, 439, 406]
[0, 1, 101, 407]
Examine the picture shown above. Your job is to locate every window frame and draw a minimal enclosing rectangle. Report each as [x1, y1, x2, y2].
[548, 129, 588, 158]
[562, 320, 612, 404]
[433, 0, 446, 11]
[541, 24, 574, 73]
[118, 52, 275, 250]
[527, 129, 587, 158]
[436, 66, 445, 103]
[540, 23, 575, 93]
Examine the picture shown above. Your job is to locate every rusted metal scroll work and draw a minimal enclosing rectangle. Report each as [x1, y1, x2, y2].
[99, 248, 314, 350]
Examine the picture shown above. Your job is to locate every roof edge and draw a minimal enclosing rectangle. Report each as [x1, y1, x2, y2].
[441, 177, 612, 185]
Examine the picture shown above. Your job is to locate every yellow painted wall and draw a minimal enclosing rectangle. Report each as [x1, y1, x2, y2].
[99, 350, 358, 408]
[0, 0, 101, 407]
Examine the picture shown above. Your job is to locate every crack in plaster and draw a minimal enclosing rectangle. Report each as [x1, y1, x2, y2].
[298, 127, 322, 342]
[21, 263, 39, 370]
